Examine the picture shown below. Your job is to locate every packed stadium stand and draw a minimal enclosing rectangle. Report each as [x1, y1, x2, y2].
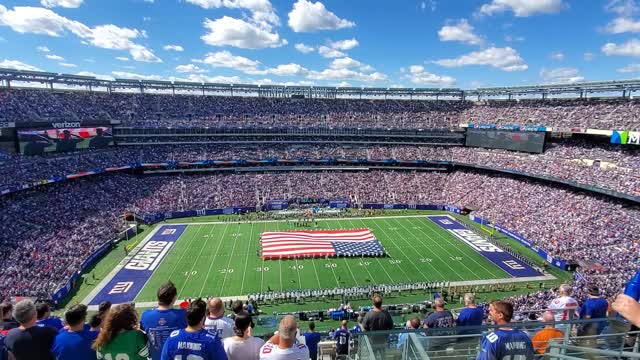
[2, 72, 640, 359]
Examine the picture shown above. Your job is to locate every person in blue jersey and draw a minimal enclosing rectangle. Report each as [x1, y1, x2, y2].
[578, 285, 608, 337]
[333, 320, 350, 357]
[36, 303, 63, 331]
[303, 321, 321, 360]
[456, 293, 484, 336]
[51, 304, 99, 360]
[141, 281, 187, 360]
[161, 298, 227, 360]
[477, 301, 534, 360]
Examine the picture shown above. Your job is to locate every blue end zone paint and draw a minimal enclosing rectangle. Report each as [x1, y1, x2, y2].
[89, 225, 187, 305]
[427, 215, 541, 277]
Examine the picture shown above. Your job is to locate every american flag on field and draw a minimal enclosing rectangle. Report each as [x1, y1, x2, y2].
[260, 229, 385, 259]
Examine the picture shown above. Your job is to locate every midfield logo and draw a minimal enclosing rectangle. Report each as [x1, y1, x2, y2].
[108, 281, 133, 294]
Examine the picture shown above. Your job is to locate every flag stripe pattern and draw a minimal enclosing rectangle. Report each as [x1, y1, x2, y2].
[260, 228, 385, 259]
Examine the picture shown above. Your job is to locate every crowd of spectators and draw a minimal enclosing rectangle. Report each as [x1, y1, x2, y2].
[4, 89, 640, 129]
[1, 168, 638, 304]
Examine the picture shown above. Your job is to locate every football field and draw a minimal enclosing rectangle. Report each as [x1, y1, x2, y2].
[87, 214, 548, 305]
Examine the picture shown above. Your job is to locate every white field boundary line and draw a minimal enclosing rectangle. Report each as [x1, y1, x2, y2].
[98, 273, 556, 310]
[168, 214, 434, 226]
[81, 225, 163, 305]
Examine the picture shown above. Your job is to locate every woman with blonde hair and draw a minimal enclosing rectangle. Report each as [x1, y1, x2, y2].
[92, 303, 149, 360]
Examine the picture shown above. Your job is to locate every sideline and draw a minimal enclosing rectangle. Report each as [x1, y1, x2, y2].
[169, 214, 436, 226]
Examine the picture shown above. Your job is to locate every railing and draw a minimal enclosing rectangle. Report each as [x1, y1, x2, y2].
[346, 316, 639, 359]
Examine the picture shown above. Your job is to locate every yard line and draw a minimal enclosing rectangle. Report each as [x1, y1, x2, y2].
[362, 218, 424, 282]
[279, 258, 283, 291]
[345, 218, 395, 284]
[220, 222, 244, 295]
[357, 256, 379, 285]
[165, 225, 209, 285]
[333, 220, 360, 286]
[240, 222, 255, 295]
[418, 217, 504, 278]
[294, 258, 303, 289]
[196, 223, 231, 297]
[325, 258, 341, 287]
[387, 218, 458, 280]
[310, 259, 322, 288]
[259, 221, 268, 292]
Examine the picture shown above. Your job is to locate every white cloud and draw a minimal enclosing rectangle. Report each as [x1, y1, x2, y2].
[0, 59, 42, 71]
[603, 17, 640, 34]
[58, 62, 77, 67]
[184, 74, 242, 83]
[294, 43, 315, 53]
[405, 65, 456, 86]
[116, 56, 129, 61]
[143, 0, 154, 3]
[438, 19, 482, 45]
[583, 52, 595, 61]
[549, 51, 564, 61]
[259, 63, 309, 76]
[602, 38, 640, 57]
[201, 16, 286, 49]
[252, 78, 314, 86]
[186, 0, 279, 28]
[75, 71, 114, 80]
[504, 34, 525, 42]
[540, 67, 584, 84]
[46, 54, 64, 60]
[196, 50, 261, 72]
[288, 0, 355, 32]
[328, 38, 359, 50]
[163, 44, 184, 52]
[618, 63, 640, 72]
[41, 0, 83, 8]
[605, 0, 639, 15]
[479, 0, 565, 17]
[330, 57, 361, 69]
[176, 64, 208, 73]
[318, 45, 345, 58]
[0, 5, 161, 62]
[37, 46, 50, 52]
[434, 47, 528, 71]
[112, 71, 164, 80]
[307, 68, 387, 83]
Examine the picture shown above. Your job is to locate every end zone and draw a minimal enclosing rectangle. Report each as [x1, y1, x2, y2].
[83, 225, 187, 306]
[427, 215, 542, 277]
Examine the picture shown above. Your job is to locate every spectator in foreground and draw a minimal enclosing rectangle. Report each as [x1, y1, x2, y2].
[612, 294, 640, 327]
[51, 304, 98, 360]
[425, 297, 454, 329]
[140, 281, 187, 360]
[333, 320, 350, 357]
[578, 285, 608, 336]
[477, 301, 534, 360]
[161, 298, 227, 360]
[205, 298, 235, 339]
[548, 284, 579, 325]
[456, 293, 483, 329]
[223, 311, 264, 360]
[1, 304, 17, 331]
[259, 315, 309, 360]
[531, 311, 564, 354]
[92, 304, 149, 360]
[397, 317, 425, 349]
[362, 294, 393, 357]
[35, 303, 63, 331]
[303, 321, 321, 360]
[4, 299, 57, 360]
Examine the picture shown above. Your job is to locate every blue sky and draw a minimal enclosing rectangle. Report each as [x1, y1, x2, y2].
[2, 0, 640, 89]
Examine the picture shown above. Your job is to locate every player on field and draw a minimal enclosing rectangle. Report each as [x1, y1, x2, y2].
[140, 281, 187, 360]
[204, 298, 235, 339]
[93, 304, 149, 360]
[259, 315, 309, 360]
[161, 299, 227, 360]
[477, 301, 534, 360]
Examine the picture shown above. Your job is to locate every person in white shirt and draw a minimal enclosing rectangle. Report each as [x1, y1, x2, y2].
[204, 298, 234, 339]
[223, 311, 264, 360]
[549, 284, 579, 323]
[259, 315, 309, 360]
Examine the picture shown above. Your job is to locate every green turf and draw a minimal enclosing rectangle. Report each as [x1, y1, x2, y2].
[134, 215, 511, 301]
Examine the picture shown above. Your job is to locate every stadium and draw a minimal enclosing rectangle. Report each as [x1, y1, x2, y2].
[1, 1, 640, 358]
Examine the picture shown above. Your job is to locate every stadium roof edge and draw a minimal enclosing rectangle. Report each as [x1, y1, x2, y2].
[2, 68, 640, 98]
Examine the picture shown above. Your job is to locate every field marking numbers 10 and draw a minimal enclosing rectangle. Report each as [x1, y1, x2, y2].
[184, 271, 197, 276]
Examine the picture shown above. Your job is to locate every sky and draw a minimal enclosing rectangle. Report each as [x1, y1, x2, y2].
[2, 0, 640, 89]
